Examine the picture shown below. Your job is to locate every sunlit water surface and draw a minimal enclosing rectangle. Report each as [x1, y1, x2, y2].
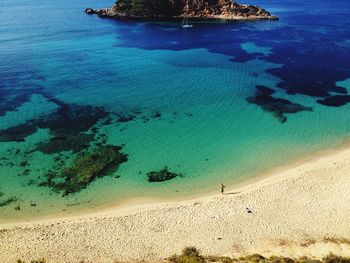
[0, 0, 350, 221]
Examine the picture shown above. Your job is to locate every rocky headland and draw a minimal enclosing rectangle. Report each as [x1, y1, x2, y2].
[85, 0, 278, 21]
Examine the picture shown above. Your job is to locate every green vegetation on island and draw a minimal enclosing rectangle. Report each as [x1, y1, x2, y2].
[85, 0, 278, 21]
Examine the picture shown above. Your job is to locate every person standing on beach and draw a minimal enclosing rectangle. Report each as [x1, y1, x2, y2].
[220, 183, 225, 194]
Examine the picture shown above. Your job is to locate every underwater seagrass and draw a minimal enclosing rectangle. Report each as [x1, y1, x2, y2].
[39, 145, 128, 195]
[0, 197, 18, 207]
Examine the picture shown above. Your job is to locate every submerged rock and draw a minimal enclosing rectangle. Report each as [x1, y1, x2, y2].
[147, 167, 183, 182]
[86, 0, 278, 21]
[85, 8, 95, 14]
[40, 145, 128, 195]
[152, 111, 162, 118]
[116, 114, 136, 123]
[247, 86, 313, 123]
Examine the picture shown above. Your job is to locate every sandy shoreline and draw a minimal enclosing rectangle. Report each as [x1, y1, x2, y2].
[1, 145, 350, 262]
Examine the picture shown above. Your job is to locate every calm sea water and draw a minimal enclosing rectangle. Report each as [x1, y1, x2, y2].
[0, 0, 350, 221]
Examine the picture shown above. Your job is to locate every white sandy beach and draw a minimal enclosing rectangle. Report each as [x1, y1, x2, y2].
[1, 146, 350, 263]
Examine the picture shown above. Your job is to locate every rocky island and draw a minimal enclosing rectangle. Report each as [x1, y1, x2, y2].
[85, 0, 278, 21]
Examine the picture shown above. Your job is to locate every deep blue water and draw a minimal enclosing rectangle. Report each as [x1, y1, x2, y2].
[1, 0, 350, 115]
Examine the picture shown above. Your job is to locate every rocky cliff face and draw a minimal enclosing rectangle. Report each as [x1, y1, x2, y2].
[86, 0, 278, 21]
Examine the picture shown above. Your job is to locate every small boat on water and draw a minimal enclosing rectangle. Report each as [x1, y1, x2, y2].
[181, 16, 193, 28]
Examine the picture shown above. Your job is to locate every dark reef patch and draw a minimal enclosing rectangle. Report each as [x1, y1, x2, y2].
[147, 166, 183, 182]
[0, 122, 38, 142]
[116, 114, 136, 123]
[22, 169, 31, 176]
[0, 98, 109, 154]
[0, 91, 132, 195]
[0, 64, 48, 117]
[36, 103, 108, 139]
[19, 161, 29, 167]
[247, 86, 312, 123]
[39, 145, 128, 195]
[36, 134, 95, 154]
[152, 111, 162, 118]
[317, 95, 350, 107]
[0, 85, 39, 117]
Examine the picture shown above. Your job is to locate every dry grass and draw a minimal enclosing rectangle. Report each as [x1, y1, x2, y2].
[17, 259, 47, 263]
[168, 247, 350, 263]
[16, 247, 350, 263]
[323, 237, 350, 246]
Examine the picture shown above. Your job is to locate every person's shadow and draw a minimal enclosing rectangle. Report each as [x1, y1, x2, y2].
[224, 192, 240, 195]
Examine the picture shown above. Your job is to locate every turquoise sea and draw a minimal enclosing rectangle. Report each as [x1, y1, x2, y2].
[0, 0, 350, 221]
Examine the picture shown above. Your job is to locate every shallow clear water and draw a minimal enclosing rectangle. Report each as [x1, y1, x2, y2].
[0, 0, 350, 221]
